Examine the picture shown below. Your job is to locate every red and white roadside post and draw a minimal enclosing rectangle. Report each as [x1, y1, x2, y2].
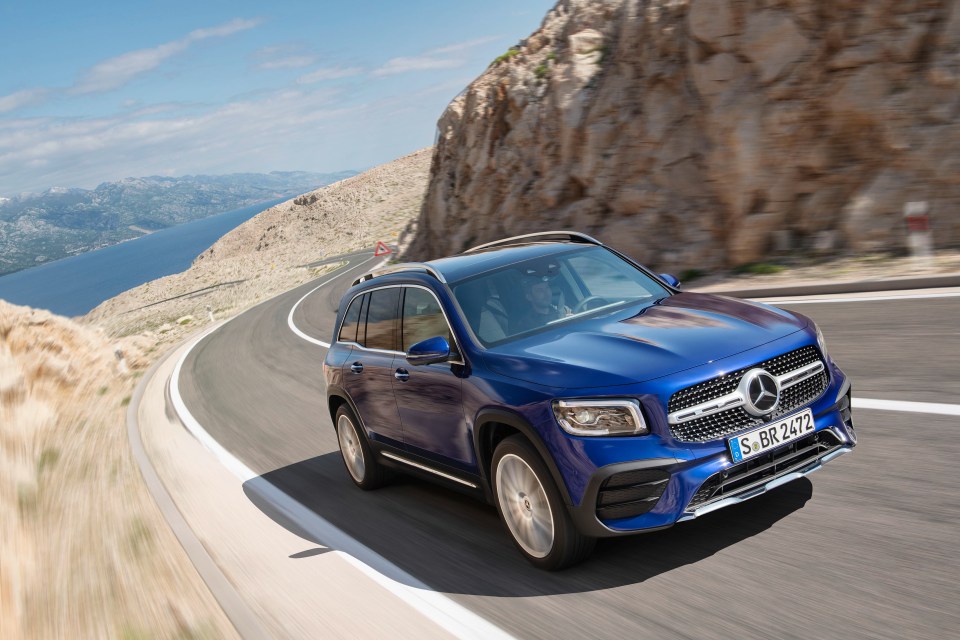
[904, 201, 932, 268]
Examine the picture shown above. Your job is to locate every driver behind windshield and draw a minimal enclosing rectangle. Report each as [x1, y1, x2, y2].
[513, 276, 570, 333]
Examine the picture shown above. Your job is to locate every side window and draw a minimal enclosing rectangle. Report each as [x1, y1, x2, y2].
[364, 288, 401, 351]
[402, 287, 453, 352]
[337, 294, 363, 343]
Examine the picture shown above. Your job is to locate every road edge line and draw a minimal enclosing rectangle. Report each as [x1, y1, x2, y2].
[853, 397, 960, 416]
[758, 291, 960, 305]
[169, 257, 516, 640]
[287, 256, 388, 347]
[128, 332, 271, 640]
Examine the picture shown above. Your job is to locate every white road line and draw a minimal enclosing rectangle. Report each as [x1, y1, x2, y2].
[288, 256, 387, 347]
[762, 291, 960, 305]
[854, 398, 960, 417]
[170, 258, 515, 640]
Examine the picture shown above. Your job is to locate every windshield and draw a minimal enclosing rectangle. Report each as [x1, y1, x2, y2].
[452, 246, 671, 346]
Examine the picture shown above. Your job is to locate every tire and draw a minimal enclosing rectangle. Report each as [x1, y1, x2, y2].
[492, 434, 595, 570]
[335, 405, 387, 490]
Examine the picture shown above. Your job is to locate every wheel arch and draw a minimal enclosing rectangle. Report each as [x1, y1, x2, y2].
[473, 408, 573, 506]
[327, 386, 363, 433]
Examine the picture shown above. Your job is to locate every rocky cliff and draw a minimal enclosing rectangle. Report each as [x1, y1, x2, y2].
[404, 0, 960, 269]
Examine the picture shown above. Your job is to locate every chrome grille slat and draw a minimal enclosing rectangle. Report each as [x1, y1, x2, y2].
[667, 346, 827, 443]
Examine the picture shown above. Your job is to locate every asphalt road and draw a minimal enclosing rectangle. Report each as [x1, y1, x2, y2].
[179, 256, 960, 640]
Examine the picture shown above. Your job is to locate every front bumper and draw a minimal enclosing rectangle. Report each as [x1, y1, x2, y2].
[567, 370, 856, 538]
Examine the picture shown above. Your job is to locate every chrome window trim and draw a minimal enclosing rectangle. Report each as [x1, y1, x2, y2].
[380, 452, 478, 488]
[668, 359, 826, 425]
[334, 283, 465, 365]
[339, 342, 405, 357]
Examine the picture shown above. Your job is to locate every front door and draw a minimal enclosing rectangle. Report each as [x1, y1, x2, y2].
[392, 286, 471, 471]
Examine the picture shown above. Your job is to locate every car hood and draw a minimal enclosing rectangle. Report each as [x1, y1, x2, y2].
[481, 293, 806, 389]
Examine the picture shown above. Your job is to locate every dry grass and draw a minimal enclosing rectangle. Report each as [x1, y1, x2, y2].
[0, 300, 234, 639]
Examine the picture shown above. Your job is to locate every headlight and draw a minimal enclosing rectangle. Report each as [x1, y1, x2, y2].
[552, 399, 648, 436]
[815, 324, 829, 360]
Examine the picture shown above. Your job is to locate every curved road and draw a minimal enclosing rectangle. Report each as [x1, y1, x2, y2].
[179, 254, 960, 639]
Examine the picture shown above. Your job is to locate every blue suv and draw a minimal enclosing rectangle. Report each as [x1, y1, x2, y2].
[324, 232, 856, 569]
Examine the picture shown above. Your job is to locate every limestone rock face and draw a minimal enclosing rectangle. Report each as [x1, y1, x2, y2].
[404, 0, 960, 270]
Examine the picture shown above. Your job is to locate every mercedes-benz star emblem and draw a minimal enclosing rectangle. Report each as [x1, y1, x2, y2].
[739, 368, 781, 416]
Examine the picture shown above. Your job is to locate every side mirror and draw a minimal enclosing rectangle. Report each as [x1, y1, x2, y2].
[406, 336, 451, 366]
[658, 273, 681, 288]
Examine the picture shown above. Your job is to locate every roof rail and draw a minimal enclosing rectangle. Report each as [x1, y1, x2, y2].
[464, 230, 604, 253]
[352, 262, 447, 286]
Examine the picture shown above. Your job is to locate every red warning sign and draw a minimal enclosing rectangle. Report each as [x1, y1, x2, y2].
[374, 241, 392, 257]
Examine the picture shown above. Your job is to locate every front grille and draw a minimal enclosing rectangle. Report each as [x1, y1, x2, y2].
[687, 430, 842, 510]
[668, 346, 827, 443]
[596, 469, 668, 521]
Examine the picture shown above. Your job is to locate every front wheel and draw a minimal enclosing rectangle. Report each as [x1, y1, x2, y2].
[492, 435, 595, 570]
[335, 405, 386, 490]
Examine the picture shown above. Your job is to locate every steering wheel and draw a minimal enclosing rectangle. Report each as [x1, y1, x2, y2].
[572, 296, 609, 314]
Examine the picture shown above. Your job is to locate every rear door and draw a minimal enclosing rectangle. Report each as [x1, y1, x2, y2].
[341, 287, 404, 448]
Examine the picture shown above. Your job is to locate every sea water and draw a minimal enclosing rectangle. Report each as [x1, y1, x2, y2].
[0, 198, 286, 317]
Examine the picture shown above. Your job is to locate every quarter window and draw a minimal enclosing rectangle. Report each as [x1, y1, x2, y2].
[364, 288, 401, 351]
[338, 294, 363, 343]
[402, 287, 453, 352]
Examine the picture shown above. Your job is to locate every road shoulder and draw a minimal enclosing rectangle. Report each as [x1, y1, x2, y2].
[135, 335, 454, 639]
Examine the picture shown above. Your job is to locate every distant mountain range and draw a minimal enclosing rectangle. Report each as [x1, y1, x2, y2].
[0, 171, 356, 276]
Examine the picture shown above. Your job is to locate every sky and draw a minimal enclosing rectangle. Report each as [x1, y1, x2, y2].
[0, 0, 555, 196]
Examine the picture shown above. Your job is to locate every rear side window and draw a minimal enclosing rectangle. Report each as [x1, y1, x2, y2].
[402, 287, 453, 352]
[338, 294, 363, 343]
[365, 288, 401, 351]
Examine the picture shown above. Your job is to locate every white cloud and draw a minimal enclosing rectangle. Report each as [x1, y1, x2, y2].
[188, 18, 261, 40]
[0, 86, 361, 192]
[72, 17, 261, 94]
[256, 55, 318, 70]
[297, 66, 365, 84]
[373, 56, 464, 77]
[252, 44, 319, 70]
[428, 35, 502, 55]
[372, 35, 501, 77]
[0, 88, 50, 114]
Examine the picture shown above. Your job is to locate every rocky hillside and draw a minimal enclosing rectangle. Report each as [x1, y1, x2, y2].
[196, 148, 430, 267]
[404, 0, 960, 269]
[86, 149, 431, 337]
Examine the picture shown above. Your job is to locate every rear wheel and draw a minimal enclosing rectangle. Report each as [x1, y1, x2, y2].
[335, 405, 386, 490]
[492, 435, 595, 570]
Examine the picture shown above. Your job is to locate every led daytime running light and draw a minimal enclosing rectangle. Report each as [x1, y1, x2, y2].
[553, 399, 648, 437]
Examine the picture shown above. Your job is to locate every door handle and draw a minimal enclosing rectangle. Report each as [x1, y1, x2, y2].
[350, 362, 363, 374]
[394, 368, 410, 382]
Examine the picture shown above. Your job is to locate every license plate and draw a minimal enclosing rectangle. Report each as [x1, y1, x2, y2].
[728, 409, 815, 463]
